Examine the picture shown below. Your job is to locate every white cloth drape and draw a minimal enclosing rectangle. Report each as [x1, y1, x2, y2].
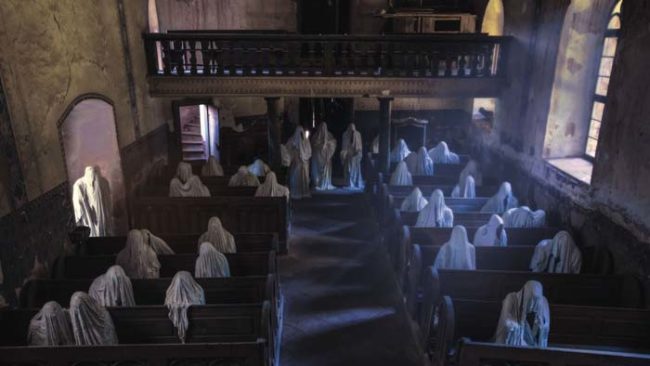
[228, 166, 261, 187]
[341, 124, 364, 189]
[504, 206, 546, 228]
[310, 122, 337, 190]
[451, 174, 476, 198]
[247, 159, 271, 177]
[414, 147, 435, 176]
[428, 141, 460, 164]
[404, 152, 418, 175]
[459, 160, 483, 186]
[473, 214, 508, 247]
[89, 265, 136, 307]
[389, 161, 413, 186]
[195, 242, 231, 278]
[494, 281, 550, 348]
[400, 187, 428, 212]
[28, 301, 75, 346]
[285, 126, 312, 198]
[415, 189, 454, 228]
[372, 135, 379, 154]
[255, 172, 290, 199]
[72, 166, 111, 237]
[432, 226, 476, 270]
[170, 162, 211, 197]
[530, 231, 582, 274]
[69, 291, 118, 346]
[198, 217, 237, 254]
[116, 229, 168, 279]
[165, 271, 206, 343]
[481, 182, 519, 214]
[201, 156, 224, 177]
[390, 138, 412, 163]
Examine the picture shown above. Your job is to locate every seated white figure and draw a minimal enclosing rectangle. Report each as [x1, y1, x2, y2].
[89, 265, 136, 307]
[165, 271, 206, 343]
[432, 225, 476, 270]
[28, 301, 75, 346]
[390, 138, 412, 163]
[389, 161, 413, 186]
[255, 172, 290, 199]
[69, 291, 118, 346]
[116, 229, 166, 279]
[503, 206, 546, 228]
[415, 189, 454, 228]
[195, 242, 231, 278]
[400, 187, 428, 213]
[404, 151, 418, 175]
[473, 214, 508, 247]
[494, 281, 550, 348]
[228, 166, 260, 187]
[451, 174, 476, 198]
[201, 156, 224, 177]
[428, 141, 460, 164]
[169, 162, 210, 197]
[247, 159, 271, 177]
[141, 229, 175, 255]
[458, 160, 483, 186]
[530, 231, 582, 274]
[480, 182, 519, 214]
[414, 146, 435, 176]
[197, 217, 236, 254]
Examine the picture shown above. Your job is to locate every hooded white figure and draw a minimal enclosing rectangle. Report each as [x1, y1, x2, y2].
[404, 151, 419, 175]
[195, 242, 231, 278]
[228, 166, 260, 187]
[428, 141, 460, 164]
[503, 206, 546, 228]
[165, 271, 206, 343]
[247, 159, 271, 177]
[481, 182, 519, 214]
[141, 229, 175, 255]
[285, 126, 312, 198]
[389, 161, 413, 186]
[494, 281, 550, 348]
[72, 166, 111, 237]
[310, 122, 337, 190]
[530, 231, 582, 274]
[416, 189, 454, 228]
[255, 172, 290, 199]
[451, 174, 476, 198]
[69, 291, 118, 346]
[458, 160, 483, 187]
[169, 162, 211, 197]
[28, 301, 75, 346]
[400, 187, 428, 213]
[473, 214, 508, 247]
[432, 226, 476, 270]
[371, 135, 379, 154]
[198, 217, 236, 254]
[89, 265, 136, 307]
[201, 156, 224, 177]
[390, 138, 412, 163]
[340, 123, 364, 189]
[116, 229, 163, 279]
[414, 146, 435, 176]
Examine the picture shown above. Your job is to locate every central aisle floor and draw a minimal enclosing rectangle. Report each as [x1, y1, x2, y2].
[279, 191, 424, 366]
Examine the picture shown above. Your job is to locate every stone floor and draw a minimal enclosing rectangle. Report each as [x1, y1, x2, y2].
[279, 190, 424, 366]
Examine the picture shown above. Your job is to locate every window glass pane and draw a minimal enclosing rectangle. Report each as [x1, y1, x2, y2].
[595, 76, 610, 96]
[612, 0, 622, 16]
[589, 120, 601, 139]
[603, 37, 618, 57]
[586, 138, 598, 157]
[599, 57, 614, 77]
[608, 15, 621, 30]
[591, 102, 605, 121]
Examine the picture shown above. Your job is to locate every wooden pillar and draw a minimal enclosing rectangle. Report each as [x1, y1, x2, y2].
[377, 96, 393, 174]
[265, 97, 283, 169]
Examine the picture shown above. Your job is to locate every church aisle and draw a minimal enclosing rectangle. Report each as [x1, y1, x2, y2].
[279, 191, 424, 366]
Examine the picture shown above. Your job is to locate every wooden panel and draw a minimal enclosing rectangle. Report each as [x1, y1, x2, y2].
[420, 245, 535, 271]
[410, 227, 560, 247]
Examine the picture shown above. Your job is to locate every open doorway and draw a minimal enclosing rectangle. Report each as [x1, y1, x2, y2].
[172, 101, 220, 163]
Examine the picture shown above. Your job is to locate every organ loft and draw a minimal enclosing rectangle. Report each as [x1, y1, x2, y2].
[0, 0, 649, 365]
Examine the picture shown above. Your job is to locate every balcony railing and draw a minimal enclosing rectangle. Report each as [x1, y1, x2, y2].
[143, 33, 510, 79]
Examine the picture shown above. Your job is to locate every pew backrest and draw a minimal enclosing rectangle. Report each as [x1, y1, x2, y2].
[410, 227, 559, 247]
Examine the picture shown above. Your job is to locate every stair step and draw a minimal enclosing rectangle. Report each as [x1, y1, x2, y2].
[182, 139, 204, 145]
[183, 145, 205, 153]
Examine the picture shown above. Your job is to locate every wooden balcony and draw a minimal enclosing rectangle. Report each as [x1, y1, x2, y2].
[143, 32, 511, 98]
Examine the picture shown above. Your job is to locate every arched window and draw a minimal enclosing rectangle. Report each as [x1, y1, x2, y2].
[585, 0, 622, 159]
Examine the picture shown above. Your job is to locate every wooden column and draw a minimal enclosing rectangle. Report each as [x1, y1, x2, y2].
[377, 96, 393, 175]
[265, 97, 283, 169]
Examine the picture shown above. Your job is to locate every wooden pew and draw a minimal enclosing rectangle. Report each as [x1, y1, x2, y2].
[396, 209, 493, 228]
[130, 196, 288, 253]
[388, 162, 465, 178]
[386, 184, 496, 198]
[139, 183, 258, 197]
[420, 244, 535, 272]
[410, 227, 559, 247]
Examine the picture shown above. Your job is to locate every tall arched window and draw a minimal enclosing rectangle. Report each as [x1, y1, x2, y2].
[585, 0, 622, 159]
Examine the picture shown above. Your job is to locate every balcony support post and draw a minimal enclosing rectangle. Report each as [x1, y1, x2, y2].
[377, 96, 393, 175]
[265, 97, 283, 170]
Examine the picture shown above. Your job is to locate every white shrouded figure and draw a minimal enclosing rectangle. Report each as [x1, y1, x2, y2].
[400, 187, 428, 213]
[201, 156, 224, 177]
[473, 214, 508, 247]
[451, 174, 476, 198]
[310, 122, 337, 190]
[228, 166, 260, 187]
[116, 229, 170, 279]
[389, 161, 413, 186]
[255, 172, 290, 199]
[165, 271, 206, 343]
[197, 217, 237, 254]
[247, 159, 271, 177]
[428, 141, 460, 164]
[432, 225, 476, 270]
[503, 206, 546, 228]
[481, 182, 519, 214]
[89, 265, 136, 307]
[195, 242, 231, 278]
[415, 189, 454, 228]
[530, 231, 582, 274]
[69, 291, 118, 346]
[372, 135, 379, 154]
[458, 160, 483, 187]
[28, 301, 75, 346]
[494, 281, 550, 348]
[404, 152, 418, 175]
[414, 146, 435, 176]
[390, 138, 412, 163]
[72, 166, 111, 237]
[340, 123, 364, 189]
[284, 126, 312, 198]
[169, 162, 210, 197]
[141, 229, 175, 255]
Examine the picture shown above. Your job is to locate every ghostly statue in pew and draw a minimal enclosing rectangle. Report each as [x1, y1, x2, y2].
[165, 271, 206, 343]
[473, 214, 508, 247]
[72, 166, 112, 237]
[69, 291, 118, 345]
[28, 301, 75, 346]
[390, 161, 413, 186]
[284, 126, 312, 199]
[456, 160, 483, 188]
[481, 182, 519, 214]
[201, 156, 224, 177]
[228, 166, 261, 187]
[530, 231, 582, 274]
[432, 225, 476, 270]
[89, 265, 136, 307]
[169, 162, 210, 197]
[504, 206, 546, 228]
[116, 229, 174, 279]
[404, 151, 418, 175]
[494, 281, 550, 348]
[198, 217, 237, 254]
[400, 187, 428, 213]
[428, 141, 460, 164]
[195, 242, 231, 278]
[451, 162, 478, 199]
[310, 122, 337, 190]
[416, 189, 454, 228]
[390, 138, 412, 163]
[414, 146, 435, 176]
[255, 172, 290, 199]
[341, 123, 364, 189]
[247, 158, 271, 177]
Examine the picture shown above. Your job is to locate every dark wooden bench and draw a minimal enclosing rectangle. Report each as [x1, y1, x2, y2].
[386, 184, 496, 198]
[420, 244, 535, 272]
[139, 183, 258, 197]
[387, 162, 465, 178]
[130, 196, 288, 253]
[396, 209, 493, 228]
[410, 227, 559, 247]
